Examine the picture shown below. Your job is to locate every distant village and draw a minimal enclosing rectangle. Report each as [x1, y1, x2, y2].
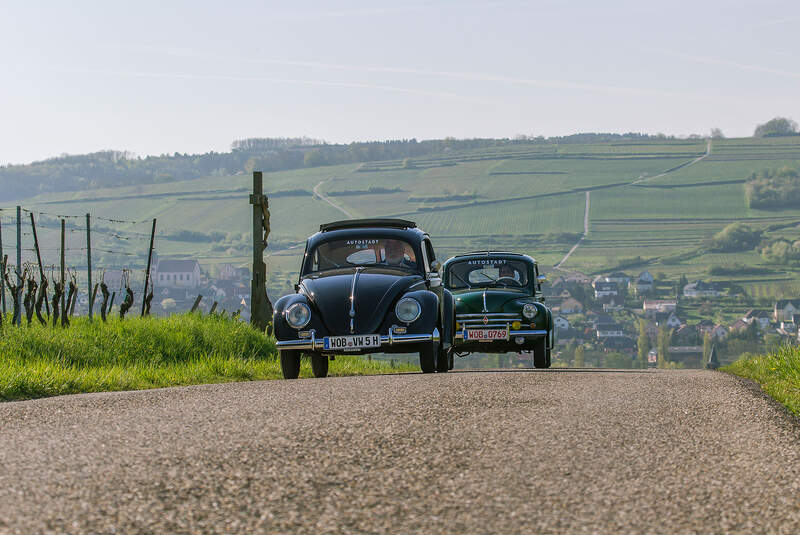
[544, 270, 799, 367]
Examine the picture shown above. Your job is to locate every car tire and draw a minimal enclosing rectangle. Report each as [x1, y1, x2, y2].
[436, 346, 449, 373]
[533, 338, 551, 369]
[310, 353, 329, 378]
[419, 344, 436, 373]
[280, 350, 302, 379]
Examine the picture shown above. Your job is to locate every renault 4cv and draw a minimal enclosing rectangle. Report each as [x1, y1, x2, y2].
[273, 219, 455, 378]
[442, 252, 554, 368]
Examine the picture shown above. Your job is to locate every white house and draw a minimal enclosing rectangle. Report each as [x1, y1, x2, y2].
[554, 316, 571, 330]
[630, 271, 654, 294]
[596, 322, 625, 338]
[774, 300, 800, 322]
[156, 259, 202, 289]
[742, 309, 771, 330]
[643, 299, 677, 318]
[594, 281, 619, 299]
[683, 280, 721, 298]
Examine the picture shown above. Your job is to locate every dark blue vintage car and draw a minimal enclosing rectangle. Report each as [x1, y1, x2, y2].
[273, 219, 455, 378]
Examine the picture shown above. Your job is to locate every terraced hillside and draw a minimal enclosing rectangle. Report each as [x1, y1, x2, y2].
[2, 136, 799, 300]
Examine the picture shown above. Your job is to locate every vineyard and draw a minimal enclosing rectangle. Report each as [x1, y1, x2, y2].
[2, 135, 800, 301]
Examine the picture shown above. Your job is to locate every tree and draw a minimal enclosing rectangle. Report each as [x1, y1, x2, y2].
[637, 319, 650, 369]
[710, 128, 725, 139]
[754, 117, 798, 138]
[657, 326, 673, 368]
[702, 332, 712, 368]
[707, 222, 762, 252]
[574, 345, 585, 367]
[303, 149, 326, 167]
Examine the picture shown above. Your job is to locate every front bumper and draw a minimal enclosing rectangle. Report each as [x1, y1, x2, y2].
[276, 327, 440, 351]
[454, 329, 548, 341]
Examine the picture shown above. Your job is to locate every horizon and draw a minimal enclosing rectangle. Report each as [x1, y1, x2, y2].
[2, 0, 799, 166]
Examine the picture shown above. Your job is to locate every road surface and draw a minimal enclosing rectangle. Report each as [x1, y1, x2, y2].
[1, 369, 798, 533]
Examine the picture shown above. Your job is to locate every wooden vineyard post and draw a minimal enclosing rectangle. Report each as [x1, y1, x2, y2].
[86, 213, 92, 320]
[0, 215, 5, 316]
[141, 218, 156, 317]
[60, 218, 66, 327]
[249, 171, 273, 331]
[16, 206, 22, 326]
[29, 212, 51, 317]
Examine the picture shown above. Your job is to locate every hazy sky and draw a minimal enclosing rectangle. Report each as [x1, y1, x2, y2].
[1, 0, 798, 165]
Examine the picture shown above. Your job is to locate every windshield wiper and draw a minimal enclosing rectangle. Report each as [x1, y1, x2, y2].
[450, 271, 472, 289]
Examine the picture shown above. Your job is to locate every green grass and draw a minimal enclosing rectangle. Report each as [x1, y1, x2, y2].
[0, 314, 415, 401]
[723, 344, 800, 416]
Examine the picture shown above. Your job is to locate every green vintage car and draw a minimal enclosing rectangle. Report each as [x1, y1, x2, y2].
[442, 252, 553, 368]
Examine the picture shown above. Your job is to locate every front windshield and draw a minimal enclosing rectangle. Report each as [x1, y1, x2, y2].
[306, 237, 419, 274]
[446, 258, 529, 289]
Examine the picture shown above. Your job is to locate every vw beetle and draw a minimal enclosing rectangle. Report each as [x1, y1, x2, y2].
[442, 252, 553, 368]
[273, 219, 455, 378]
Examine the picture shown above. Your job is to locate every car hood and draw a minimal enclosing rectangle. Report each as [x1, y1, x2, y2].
[452, 289, 532, 314]
[300, 270, 423, 334]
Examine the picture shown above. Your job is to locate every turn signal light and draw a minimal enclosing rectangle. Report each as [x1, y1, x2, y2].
[512, 321, 521, 330]
[530, 322, 536, 328]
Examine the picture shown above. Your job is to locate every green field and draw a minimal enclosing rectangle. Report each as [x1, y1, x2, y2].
[0, 314, 415, 401]
[3, 136, 800, 300]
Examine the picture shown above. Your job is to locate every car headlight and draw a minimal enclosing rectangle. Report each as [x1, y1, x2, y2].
[522, 303, 537, 320]
[395, 297, 421, 323]
[285, 302, 311, 329]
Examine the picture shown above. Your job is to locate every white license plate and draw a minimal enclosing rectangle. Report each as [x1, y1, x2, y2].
[323, 334, 381, 350]
[465, 329, 508, 341]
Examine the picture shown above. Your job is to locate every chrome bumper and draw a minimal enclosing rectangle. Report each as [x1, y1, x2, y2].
[454, 329, 548, 341]
[276, 328, 440, 351]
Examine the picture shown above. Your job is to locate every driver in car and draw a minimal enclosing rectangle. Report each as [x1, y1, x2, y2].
[498, 264, 519, 281]
[384, 240, 416, 269]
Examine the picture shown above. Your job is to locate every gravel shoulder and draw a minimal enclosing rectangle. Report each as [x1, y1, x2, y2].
[1, 369, 799, 533]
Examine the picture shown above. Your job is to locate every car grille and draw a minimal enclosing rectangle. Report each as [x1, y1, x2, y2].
[456, 313, 522, 329]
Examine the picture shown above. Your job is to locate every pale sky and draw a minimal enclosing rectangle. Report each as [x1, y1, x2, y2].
[1, 0, 798, 165]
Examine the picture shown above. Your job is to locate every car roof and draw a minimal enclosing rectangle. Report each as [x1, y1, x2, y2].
[443, 251, 537, 266]
[307, 219, 428, 249]
[319, 219, 417, 232]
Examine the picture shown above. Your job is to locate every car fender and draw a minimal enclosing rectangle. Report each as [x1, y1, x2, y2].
[273, 293, 318, 341]
[441, 289, 455, 349]
[386, 289, 439, 335]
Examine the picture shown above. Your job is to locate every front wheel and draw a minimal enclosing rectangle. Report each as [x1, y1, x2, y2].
[310, 353, 329, 378]
[280, 350, 302, 379]
[419, 344, 436, 373]
[533, 337, 551, 369]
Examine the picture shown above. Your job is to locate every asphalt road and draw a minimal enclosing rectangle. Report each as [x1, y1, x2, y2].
[1, 369, 799, 533]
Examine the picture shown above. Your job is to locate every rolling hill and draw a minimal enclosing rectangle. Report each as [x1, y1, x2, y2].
[2, 136, 800, 302]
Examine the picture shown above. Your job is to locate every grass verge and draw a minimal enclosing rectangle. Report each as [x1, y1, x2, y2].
[723, 345, 800, 416]
[0, 314, 416, 401]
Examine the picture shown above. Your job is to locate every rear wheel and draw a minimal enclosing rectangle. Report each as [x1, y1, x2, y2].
[310, 353, 329, 378]
[419, 344, 436, 373]
[533, 338, 551, 369]
[280, 350, 302, 379]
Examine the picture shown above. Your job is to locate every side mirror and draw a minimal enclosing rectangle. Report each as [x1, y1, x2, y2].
[537, 274, 547, 285]
[426, 272, 442, 288]
[430, 260, 441, 272]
